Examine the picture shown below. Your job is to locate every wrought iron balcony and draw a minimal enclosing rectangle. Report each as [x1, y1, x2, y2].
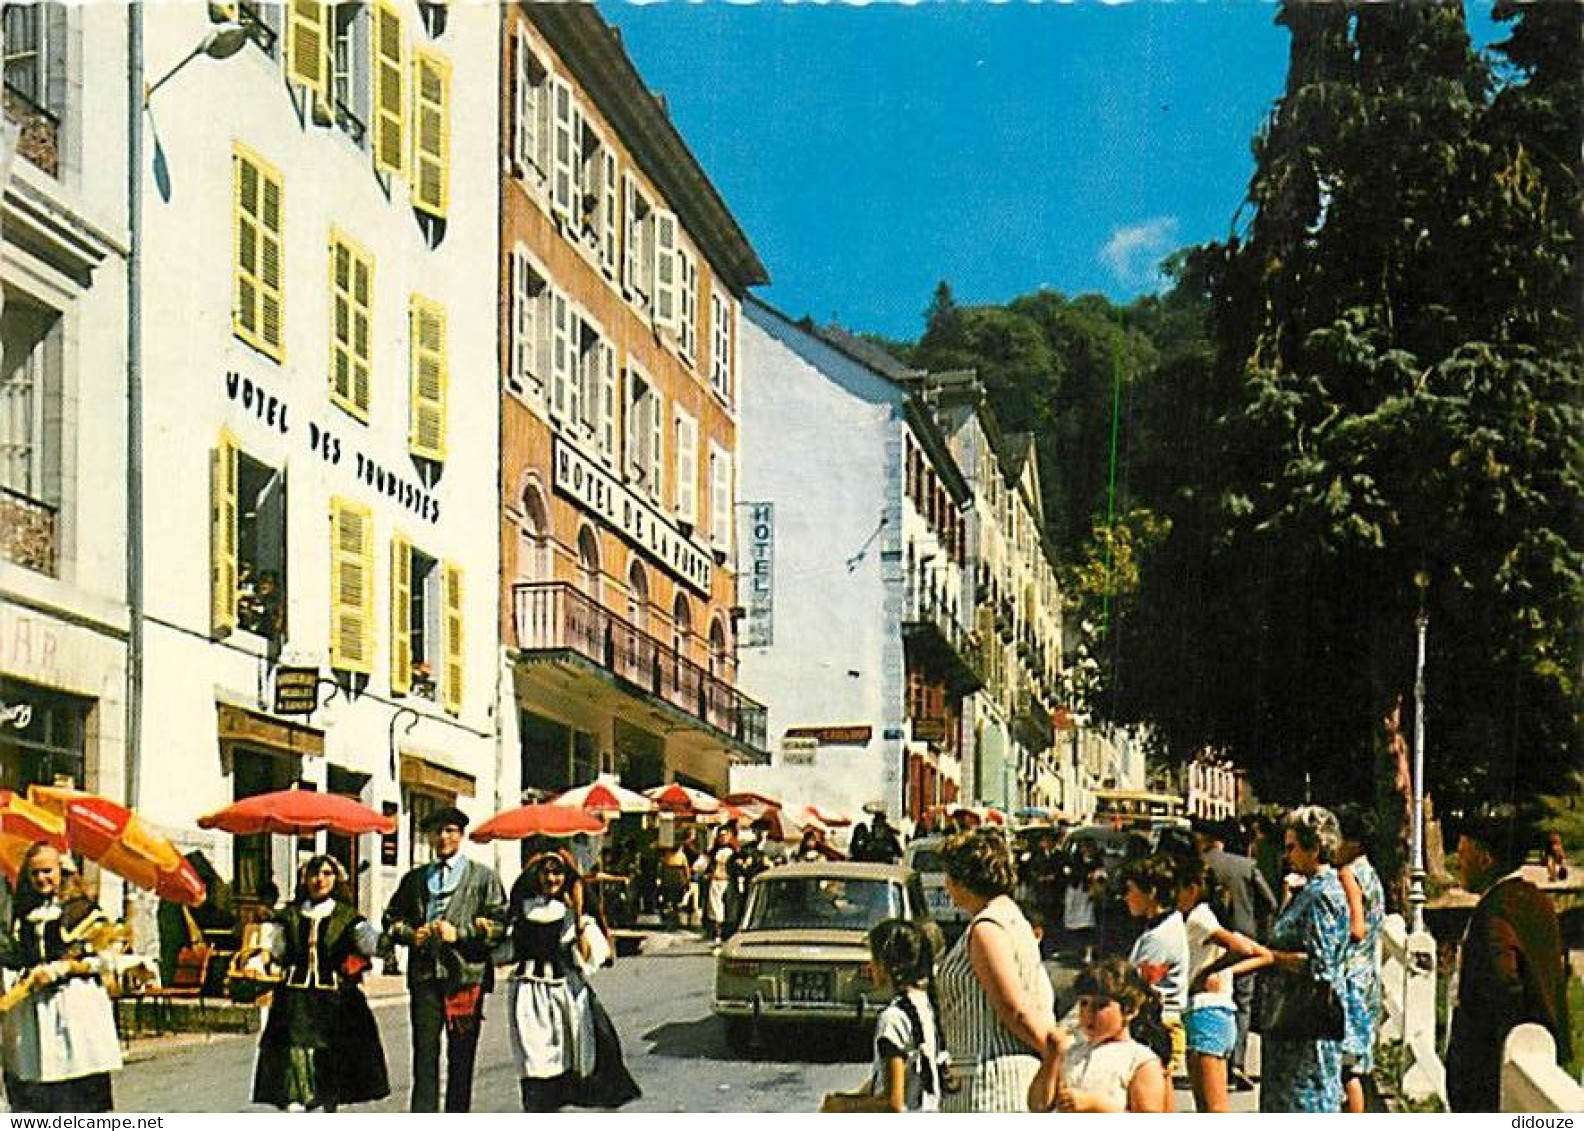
[512, 581, 767, 757]
[903, 576, 984, 697]
[0, 486, 57, 575]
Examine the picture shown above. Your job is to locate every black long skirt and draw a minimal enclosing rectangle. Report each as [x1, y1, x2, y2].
[252, 985, 390, 1110]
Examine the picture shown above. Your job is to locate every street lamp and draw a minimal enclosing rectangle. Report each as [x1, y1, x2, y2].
[1408, 574, 1430, 933]
[144, 22, 249, 105]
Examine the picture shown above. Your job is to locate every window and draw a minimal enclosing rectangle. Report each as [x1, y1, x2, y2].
[625, 369, 662, 501]
[391, 538, 437, 699]
[576, 119, 619, 276]
[211, 433, 288, 640]
[673, 406, 697, 526]
[329, 230, 373, 419]
[672, 594, 691, 662]
[573, 312, 615, 462]
[0, 680, 87, 793]
[371, 0, 404, 176]
[710, 288, 733, 402]
[653, 209, 678, 331]
[409, 295, 447, 460]
[410, 46, 449, 217]
[331, 1, 372, 143]
[627, 560, 648, 633]
[2, 3, 63, 114]
[510, 26, 549, 188]
[285, 0, 330, 99]
[550, 76, 576, 226]
[329, 496, 374, 673]
[708, 442, 732, 550]
[676, 243, 698, 361]
[0, 294, 62, 506]
[233, 144, 285, 361]
[508, 245, 549, 399]
[622, 174, 655, 307]
[576, 525, 601, 600]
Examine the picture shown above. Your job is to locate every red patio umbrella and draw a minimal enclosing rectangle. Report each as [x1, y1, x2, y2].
[551, 775, 656, 816]
[644, 782, 721, 815]
[28, 787, 206, 906]
[470, 804, 606, 843]
[0, 790, 69, 883]
[198, 789, 396, 837]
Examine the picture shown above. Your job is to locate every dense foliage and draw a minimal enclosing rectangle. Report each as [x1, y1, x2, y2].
[895, 1, 1580, 815]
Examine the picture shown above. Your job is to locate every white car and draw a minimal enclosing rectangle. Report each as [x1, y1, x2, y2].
[903, 836, 969, 945]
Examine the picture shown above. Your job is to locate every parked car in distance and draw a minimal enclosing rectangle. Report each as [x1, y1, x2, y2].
[714, 861, 935, 1049]
[903, 836, 970, 945]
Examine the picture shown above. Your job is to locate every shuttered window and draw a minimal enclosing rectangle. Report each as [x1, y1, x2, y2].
[709, 442, 732, 549]
[599, 149, 619, 277]
[211, 430, 239, 637]
[441, 562, 464, 716]
[550, 76, 575, 225]
[372, 1, 404, 177]
[511, 26, 549, 184]
[509, 245, 548, 399]
[390, 532, 412, 695]
[677, 244, 698, 362]
[653, 209, 677, 331]
[286, 0, 329, 98]
[598, 338, 617, 463]
[674, 407, 697, 525]
[549, 288, 571, 422]
[411, 47, 449, 218]
[329, 497, 374, 674]
[232, 144, 285, 361]
[710, 288, 733, 402]
[330, 230, 373, 420]
[409, 295, 447, 461]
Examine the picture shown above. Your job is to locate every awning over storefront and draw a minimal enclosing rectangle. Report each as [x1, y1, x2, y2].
[398, 752, 475, 798]
[216, 701, 323, 758]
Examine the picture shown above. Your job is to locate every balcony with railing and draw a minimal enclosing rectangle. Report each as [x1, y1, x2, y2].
[512, 581, 767, 758]
[0, 486, 56, 574]
[903, 572, 984, 697]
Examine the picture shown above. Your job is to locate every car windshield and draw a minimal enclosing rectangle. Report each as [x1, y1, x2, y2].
[744, 877, 904, 932]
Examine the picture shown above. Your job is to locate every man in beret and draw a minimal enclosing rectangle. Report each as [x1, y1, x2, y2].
[382, 807, 506, 1112]
[1445, 811, 1571, 1112]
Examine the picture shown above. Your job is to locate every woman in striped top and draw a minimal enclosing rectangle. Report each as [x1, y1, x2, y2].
[935, 830, 1056, 1112]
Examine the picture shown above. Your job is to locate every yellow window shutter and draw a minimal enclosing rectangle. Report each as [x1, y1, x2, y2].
[330, 231, 373, 419]
[232, 145, 283, 361]
[286, 0, 329, 98]
[390, 532, 412, 695]
[442, 561, 463, 716]
[329, 497, 374, 674]
[409, 295, 447, 460]
[372, 0, 405, 178]
[210, 430, 239, 637]
[411, 48, 450, 218]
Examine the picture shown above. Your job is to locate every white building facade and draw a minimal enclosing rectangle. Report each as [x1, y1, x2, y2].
[1, 2, 132, 901]
[734, 303, 979, 821]
[133, 1, 503, 922]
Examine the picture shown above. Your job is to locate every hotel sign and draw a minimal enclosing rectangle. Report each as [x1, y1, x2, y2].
[553, 438, 712, 595]
[739, 501, 774, 647]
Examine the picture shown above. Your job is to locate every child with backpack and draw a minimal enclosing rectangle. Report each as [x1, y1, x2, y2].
[820, 919, 947, 1112]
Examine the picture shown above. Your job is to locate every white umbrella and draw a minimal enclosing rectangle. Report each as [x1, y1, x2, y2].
[551, 774, 656, 816]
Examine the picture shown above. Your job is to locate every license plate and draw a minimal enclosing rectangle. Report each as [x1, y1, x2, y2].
[788, 969, 832, 1003]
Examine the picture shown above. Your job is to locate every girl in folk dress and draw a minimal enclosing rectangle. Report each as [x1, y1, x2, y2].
[504, 851, 639, 1112]
[252, 856, 389, 1112]
[820, 920, 946, 1113]
[1028, 958, 1170, 1114]
[1, 844, 123, 1113]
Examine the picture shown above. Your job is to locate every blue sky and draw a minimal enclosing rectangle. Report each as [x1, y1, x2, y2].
[601, 1, 1507, 341]
[598, 1, 1291, 339]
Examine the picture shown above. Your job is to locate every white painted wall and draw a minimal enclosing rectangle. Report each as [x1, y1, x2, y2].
[732, 304, 910, 817]
[133, 3, 507, 913]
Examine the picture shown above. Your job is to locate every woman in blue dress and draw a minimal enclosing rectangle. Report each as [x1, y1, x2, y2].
[1259, 806, 1351, 1114]
[1336, 805, 1386, 1113]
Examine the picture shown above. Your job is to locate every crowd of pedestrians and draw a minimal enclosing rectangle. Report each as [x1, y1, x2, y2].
[0, 798, 1569, 1114]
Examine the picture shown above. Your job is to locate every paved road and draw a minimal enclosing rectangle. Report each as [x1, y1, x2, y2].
[114, 939, 1253, 1113]
[116, 946, 861, 1113]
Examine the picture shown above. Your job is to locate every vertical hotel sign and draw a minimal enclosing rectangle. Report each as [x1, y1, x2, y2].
[738, 501, 774, 647]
